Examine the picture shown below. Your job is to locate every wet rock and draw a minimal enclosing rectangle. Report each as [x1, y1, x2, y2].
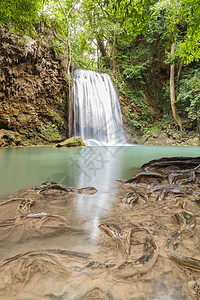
[141, 156, 200, 170]
[0, 214, 69, 244]
[131, 125, 200, 146]
[0, 249, 91, 298]
[81, 288, 112, 300]
[188, 280, 200, 300]
[77, 186, 97, 194]
[169, 252, 200, 271]
[124, 171, 163, 184]
[128, 293, 146, 300]
[188, 137, 200, 146]
[122, 192, 139, 206]
[32, 182, 97, 195]
[38, 183, 74, 194]
[55, 136, 86, 147]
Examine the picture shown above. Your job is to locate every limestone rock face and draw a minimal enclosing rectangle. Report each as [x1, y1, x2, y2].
[0, 129, 22, 147]
[0, 26, 68, 146]
[55, 136, 86, 147]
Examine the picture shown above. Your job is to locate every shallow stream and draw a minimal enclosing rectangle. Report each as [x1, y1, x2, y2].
[1, 145, 199, 195]
[0, 145, 200, 300]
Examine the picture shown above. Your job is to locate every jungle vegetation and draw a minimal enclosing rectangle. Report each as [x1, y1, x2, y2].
[0, 0, 200, 135]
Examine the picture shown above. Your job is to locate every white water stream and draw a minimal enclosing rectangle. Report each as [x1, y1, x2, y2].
[71, 69, 126, 145]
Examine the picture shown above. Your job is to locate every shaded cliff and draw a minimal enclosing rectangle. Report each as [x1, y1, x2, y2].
[0, 26, 68, 147]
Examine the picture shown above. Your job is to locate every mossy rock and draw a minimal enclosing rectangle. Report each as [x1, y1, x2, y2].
[0, 129, 22, 147]
[55, 136, 86, 147]
[187, 137, 200, 146]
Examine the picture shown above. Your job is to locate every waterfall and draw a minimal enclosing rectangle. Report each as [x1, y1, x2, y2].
[71, 69, 126, 145]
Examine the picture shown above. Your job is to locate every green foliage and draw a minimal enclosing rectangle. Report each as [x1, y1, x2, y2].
[178, 33, 200, 64]
[41, 122, 64, 141]
[50, 39, 65, 54]
[164, 50, 178, 64]
[123, 60, 152, 80]
[152, 0, 200, 64]
[177, 66, 200, 126]
[0, 0, 42, 34]
[113, 70, 158, 131]
[104, 0, 157, 33]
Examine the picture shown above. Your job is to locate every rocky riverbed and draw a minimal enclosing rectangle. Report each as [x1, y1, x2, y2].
[126, 125, 200, 147]
[0, 156, 199, 299]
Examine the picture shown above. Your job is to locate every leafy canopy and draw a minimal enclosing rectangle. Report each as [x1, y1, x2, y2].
[0, 0, 43, 33]
[152, 0, 200, 64]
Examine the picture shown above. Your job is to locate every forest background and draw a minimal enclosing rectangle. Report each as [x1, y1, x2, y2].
[0, 0, 200, 146]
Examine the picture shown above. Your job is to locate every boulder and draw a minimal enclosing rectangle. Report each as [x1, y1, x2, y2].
[55, 136, 86, 147]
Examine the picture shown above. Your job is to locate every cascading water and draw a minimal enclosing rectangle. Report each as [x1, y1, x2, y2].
[71, 69, 126, 145]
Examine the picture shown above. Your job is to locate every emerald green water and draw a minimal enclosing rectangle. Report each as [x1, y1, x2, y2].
[0, 145, 199, 196]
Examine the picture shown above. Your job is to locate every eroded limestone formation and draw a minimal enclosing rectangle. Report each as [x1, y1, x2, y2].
[0, 26, 68, 146]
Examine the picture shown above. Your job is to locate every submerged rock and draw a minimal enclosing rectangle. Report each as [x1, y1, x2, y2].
[55, 136, 86, 147]
[32, 181, 97, 195]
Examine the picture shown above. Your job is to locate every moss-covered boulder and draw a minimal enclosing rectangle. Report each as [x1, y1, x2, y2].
[55, 136, 86, 147]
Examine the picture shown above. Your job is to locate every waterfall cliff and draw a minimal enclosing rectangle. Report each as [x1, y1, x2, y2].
[71, 69, 125, 145]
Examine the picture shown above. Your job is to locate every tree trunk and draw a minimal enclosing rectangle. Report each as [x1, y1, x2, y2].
[57, 0, 72, 77]
[197, 102, 200, 135]
[96, 36, 110, 69]
[176, 57, 184, 95]
[67, 79, 72, 138]
[66, 19, 72, 138]
[112, 11, 116, 73]
[170, 41, 182, 130]
[112, 29, 116, 73]
[57, 0, 77, 137]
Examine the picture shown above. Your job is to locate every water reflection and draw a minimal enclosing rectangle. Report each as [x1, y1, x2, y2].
[74, 147, 123, 241]
[0, 145, 199, 196]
